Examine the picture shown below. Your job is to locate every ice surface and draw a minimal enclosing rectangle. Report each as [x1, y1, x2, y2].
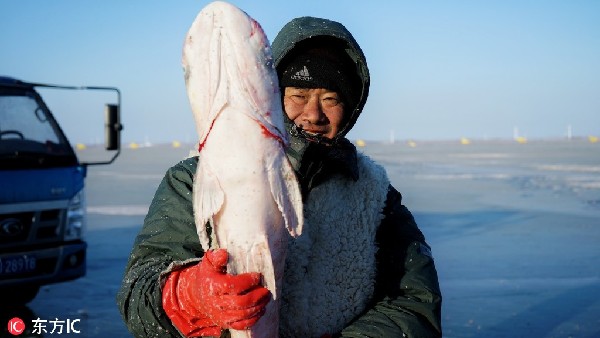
[3, 140, 599, 337]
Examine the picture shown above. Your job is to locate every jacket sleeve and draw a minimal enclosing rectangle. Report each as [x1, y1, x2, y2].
[116, 157, 204, 338]
[340, 185, 443, 338]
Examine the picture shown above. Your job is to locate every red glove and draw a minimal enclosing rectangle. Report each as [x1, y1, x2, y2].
[162, 249, 271, 337]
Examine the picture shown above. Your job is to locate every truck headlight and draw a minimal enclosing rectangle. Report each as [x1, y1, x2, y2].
[65, 189, 86, 241]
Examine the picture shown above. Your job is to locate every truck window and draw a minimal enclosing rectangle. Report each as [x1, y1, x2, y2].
[0, 91, 77, 168]
[1, 95, 62, 144]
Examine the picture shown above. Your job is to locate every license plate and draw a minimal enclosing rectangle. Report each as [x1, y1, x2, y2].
[0, 255, 37, 275]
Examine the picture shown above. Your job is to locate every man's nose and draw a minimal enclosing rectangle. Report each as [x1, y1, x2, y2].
[301, 97, 324, 124]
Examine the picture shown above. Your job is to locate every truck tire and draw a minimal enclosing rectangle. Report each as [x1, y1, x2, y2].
[2, 285, 40, 304]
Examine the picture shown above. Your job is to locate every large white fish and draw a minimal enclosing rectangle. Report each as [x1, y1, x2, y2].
[183, 1, 303, 337]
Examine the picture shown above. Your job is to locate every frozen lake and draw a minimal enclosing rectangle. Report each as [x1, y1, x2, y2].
[3, 139, 599, 337]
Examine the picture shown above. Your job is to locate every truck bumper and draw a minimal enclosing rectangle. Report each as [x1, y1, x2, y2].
[0, 241, 86, 288]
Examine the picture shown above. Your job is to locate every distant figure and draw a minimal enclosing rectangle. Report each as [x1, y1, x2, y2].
[117, 12, 442, 338]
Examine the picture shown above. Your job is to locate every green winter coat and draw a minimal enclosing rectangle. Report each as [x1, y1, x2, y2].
[117, 15, 441, 338]
[117, 158, 441, 337]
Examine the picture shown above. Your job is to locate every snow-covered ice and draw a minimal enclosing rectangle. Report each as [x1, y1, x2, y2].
[2, 139, 598, 337]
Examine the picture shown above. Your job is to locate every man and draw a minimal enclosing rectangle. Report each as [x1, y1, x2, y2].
[117, 16, 442, 338]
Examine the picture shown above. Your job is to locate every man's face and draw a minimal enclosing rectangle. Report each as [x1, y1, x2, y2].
[283, 87, 345, 140]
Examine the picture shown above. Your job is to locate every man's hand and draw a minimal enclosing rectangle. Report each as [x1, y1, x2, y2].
[162, 249, 271, 337]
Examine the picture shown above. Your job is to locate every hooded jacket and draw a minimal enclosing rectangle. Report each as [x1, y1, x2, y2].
[117, 16, 442, 338]
[273, 17, 368, 192]
[273, 17, 369, 138]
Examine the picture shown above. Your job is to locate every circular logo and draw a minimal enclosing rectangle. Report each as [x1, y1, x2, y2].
[7, 317, 25, 336]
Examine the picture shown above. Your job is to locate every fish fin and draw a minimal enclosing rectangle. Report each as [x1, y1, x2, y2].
[193, 159, 224, 250]
[268, 152, 304, 238]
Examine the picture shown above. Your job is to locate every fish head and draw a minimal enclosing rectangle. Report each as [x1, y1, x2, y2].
[183, 1, 288, 149]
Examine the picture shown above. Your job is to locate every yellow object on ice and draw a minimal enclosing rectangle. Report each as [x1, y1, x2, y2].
[515, 137, 528, 144]
[75, 143, 87, 150]
[355, 139, 366, 147]
[589, 136, 599, 143]
[460, 137, 471, 145]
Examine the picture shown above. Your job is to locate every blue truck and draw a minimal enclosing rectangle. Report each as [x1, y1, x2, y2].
[0, 76, 122, 304]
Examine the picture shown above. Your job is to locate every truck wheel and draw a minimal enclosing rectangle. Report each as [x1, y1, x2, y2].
[2, 285, 40, 304]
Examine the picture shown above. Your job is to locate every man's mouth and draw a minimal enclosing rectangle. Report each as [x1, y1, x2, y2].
[290, 124, 334, 145]
[303, 130, 323, 136]
[297, 124, 325, 136]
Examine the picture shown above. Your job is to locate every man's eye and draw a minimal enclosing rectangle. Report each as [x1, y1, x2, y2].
[322, 97, 341, 107]
[289, 95, 307, 104]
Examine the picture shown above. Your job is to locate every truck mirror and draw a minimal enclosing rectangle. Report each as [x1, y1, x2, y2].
[105, 104, 122, 151]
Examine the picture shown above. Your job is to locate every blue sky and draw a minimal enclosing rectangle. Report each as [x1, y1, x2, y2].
[1, 1, 599, 143]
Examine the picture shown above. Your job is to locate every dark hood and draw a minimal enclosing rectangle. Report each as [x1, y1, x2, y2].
[272, 17, 369, 197]
[272, 16, 370, 140]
